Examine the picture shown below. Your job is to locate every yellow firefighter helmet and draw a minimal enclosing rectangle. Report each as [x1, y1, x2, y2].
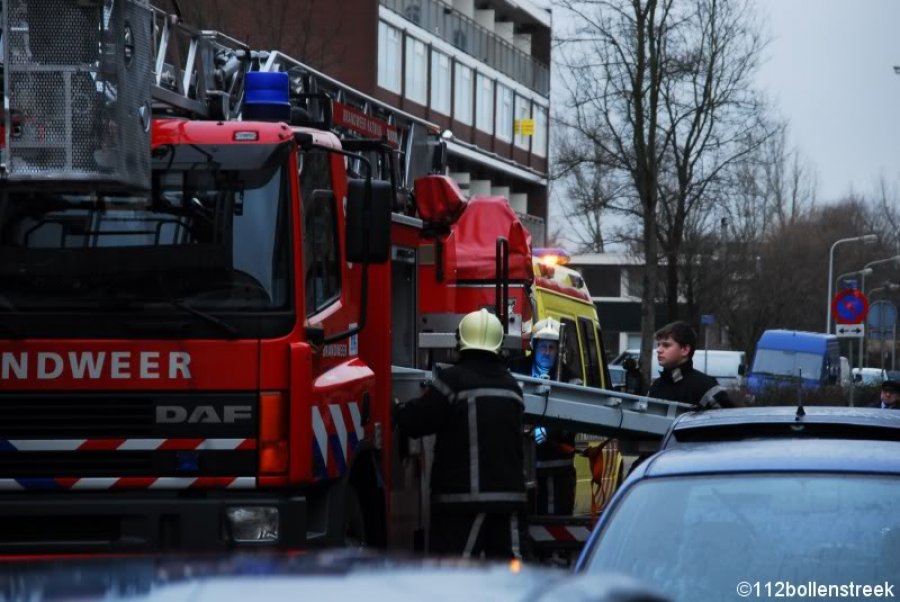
[457, 309, 505, 354]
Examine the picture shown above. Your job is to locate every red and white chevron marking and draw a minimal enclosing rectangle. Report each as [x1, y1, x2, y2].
[311, 400, 364, 477]
[0, 476, 256, 491]
[529, 524, 592, 543]
[0, 438, 256, 451]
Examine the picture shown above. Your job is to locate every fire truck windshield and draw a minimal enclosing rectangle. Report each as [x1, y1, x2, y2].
[0, 143, 294, 338]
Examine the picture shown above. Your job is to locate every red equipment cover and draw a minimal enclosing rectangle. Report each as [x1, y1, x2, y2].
[444, 196, 533, 282]
[414, 175, 467, 224]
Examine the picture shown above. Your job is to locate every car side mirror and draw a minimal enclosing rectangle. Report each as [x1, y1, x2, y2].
[738, 364, 746, 376]
[854, 374, 862, 383]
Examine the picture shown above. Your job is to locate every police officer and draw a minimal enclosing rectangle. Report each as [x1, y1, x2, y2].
[648, 320, 736, 409]
[512, 318, 578, 516]
[394, 309, 526, 559]
[879, 380, 900, 409]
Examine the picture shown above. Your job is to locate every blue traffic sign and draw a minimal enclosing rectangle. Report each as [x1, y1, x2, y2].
[867, 300, 898, 330]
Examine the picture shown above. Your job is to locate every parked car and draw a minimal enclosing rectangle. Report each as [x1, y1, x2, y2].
[0, 550, 669, 602]
[575, 407, 900, 601]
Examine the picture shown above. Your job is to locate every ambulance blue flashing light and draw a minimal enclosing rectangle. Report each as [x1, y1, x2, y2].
[243, 72, 291, 121]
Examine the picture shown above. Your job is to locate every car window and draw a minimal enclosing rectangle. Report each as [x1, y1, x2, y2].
[559, 317, 584, 381]
[752, 349, 824, 379]
[582, 474, 900, 599]
[578, 317, 602, 387]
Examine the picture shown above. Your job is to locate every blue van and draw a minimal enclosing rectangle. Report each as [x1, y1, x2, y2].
[747, 330, 841, 396]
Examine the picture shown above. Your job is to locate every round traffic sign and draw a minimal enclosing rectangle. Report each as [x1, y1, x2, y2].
[832, 289, 869, 325]
[867, 300, 898, 330]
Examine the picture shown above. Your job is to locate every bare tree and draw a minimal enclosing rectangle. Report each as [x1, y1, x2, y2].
[651, 0, 771, 320]
[554, 136, 633, 252]
[166, 0, 345, 71]
[556, 0, 769, 382]
[873, 176, 900, 252]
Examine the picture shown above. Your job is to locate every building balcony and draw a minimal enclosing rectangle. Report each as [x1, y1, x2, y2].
[380, 0, 550, 97]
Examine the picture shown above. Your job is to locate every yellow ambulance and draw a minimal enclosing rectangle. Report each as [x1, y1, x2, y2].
[530, 248, 612, 389]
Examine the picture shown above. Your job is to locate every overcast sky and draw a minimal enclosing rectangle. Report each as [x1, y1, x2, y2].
[544, 0, 900, 206]
[754, 0, 900, 202]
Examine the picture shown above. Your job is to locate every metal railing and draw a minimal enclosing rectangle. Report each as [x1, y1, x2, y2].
[380, 0, 549, 96]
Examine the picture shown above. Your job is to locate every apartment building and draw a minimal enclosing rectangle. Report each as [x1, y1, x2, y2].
[302, 0, 552, 243]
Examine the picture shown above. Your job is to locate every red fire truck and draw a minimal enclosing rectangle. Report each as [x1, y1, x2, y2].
[0, 1, 539, 553]
[0, 1, 688, 558]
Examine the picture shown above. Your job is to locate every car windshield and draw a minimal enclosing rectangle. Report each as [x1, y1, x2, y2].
[752, 349, 823, 379]
[0, 143, 292, 314]
[581, 474, 900, 600]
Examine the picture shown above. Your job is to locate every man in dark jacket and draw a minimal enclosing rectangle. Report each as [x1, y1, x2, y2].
[648, 321, 736, 409]
[879, 380, 900, 409]
[511, 318, 578, 516]
[394, 309, 526, 559]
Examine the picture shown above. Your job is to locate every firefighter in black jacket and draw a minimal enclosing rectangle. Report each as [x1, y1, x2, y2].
[511, 318, 578, 516]
[648, 321, 735, 409]
[394, 309, 526, 559]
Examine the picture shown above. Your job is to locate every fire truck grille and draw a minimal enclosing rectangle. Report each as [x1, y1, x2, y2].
[0, 393, 258, 478]
[0, 450, 256, 478]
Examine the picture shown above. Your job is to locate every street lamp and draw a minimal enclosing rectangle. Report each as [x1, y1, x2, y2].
[826, 234, 878, 333]
[869, 282, 900, 370]
[858, 256, 900, 364]
[870, 282, 900, 297]
[835, 267, 874, 293]
[861, 255, 900, 293]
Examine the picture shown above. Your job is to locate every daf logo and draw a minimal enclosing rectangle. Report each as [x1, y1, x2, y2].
[156, 405, 252, 424]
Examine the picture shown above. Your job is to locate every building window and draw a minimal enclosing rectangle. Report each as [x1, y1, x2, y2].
[496, 84, 513, 142]
[377, 21, 402, 94]
[475, 73, 494, 134]
[431, 49, 451, 115]
[404, 35, 427, 106]
[454, 62, 473, 125]
[626, 333, 642, 350]
[514, 95, 531, 150]
[533, 105, 548, 157]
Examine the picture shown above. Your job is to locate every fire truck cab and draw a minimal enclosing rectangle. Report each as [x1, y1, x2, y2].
[0, 0, 536, 554]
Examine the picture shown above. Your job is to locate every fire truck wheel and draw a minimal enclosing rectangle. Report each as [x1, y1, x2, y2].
[342, 483, 367, 548]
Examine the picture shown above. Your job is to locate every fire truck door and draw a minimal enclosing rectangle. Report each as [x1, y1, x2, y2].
[391, 246, 417, 368]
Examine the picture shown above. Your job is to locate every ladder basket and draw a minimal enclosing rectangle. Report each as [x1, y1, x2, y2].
[3, 0, 152, 189]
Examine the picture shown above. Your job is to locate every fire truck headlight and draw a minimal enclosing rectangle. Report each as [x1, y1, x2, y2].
[225, 506, 280, 543]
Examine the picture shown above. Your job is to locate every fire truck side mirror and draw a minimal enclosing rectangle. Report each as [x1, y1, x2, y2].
[430, 138, 448, 174]
[346, 178, 392, 264]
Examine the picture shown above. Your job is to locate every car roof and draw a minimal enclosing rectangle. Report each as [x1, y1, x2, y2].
[641, 438, 900, 477]
[663, 406, 900, 447]
[0, 551, 663, 602]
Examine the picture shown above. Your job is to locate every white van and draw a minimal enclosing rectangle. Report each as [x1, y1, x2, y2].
[852, 367, 887, 386]
[693, 350, 747, 390]
[611, 348, 747, 390]
[840, 357, 851, 387]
